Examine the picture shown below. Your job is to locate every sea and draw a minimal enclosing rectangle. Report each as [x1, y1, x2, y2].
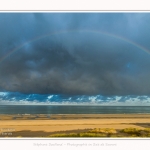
[0, 105, 150, 114]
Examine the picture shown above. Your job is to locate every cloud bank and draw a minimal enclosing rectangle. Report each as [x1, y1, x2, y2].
[0, 13, 150, 96]
[0, 92, 150, 106]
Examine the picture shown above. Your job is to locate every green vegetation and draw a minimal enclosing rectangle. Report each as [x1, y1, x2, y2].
[49, 132, 107, 137]
[120, 128, 150, 137]
[89, 128, 117, 134]
[48, 128, 150, 138]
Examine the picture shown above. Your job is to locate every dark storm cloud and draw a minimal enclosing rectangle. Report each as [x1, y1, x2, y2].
[0, 13, 150, 95]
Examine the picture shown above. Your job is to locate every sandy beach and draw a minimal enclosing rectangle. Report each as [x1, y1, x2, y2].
[0, 114, 150, 137]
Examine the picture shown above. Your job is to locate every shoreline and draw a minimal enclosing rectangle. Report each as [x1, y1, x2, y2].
[1, 114, 150, 119]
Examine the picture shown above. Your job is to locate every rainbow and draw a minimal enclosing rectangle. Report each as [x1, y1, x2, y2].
[0, 29, 149, 64]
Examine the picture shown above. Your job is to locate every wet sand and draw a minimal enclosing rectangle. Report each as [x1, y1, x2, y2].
[0, 114, 150, 137]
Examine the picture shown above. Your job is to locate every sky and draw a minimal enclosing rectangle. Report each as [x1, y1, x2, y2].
[0, 13, 150, 103]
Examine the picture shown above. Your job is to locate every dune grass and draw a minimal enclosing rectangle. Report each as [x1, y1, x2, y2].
[48, 128, 150, 137]
[120, 128, 150, 137]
